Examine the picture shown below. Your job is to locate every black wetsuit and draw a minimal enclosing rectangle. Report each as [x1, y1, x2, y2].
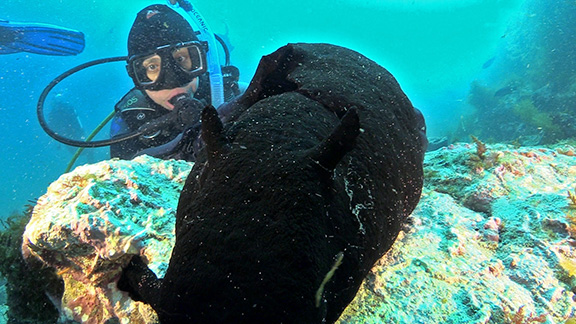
[110, 67, 240, 161]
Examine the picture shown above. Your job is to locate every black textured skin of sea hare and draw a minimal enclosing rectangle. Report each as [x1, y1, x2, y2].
[119, 42, 427, 324]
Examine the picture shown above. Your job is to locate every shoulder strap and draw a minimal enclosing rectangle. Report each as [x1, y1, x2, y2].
[115, 87, 156, 113]
[114, 88, 166, 132]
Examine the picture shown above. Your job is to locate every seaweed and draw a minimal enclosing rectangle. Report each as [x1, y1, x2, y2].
[511, 98, 554, 133]
[502, 305, 546, 324]
[0, 206, 62, 324]
[568, 188, 576, 208]
[470, 135, 487, 159]
[467, 136, 501, 173]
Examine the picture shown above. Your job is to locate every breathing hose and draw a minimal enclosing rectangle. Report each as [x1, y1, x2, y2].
[37, 56, 179, 148]
[64, 110, 116, 173]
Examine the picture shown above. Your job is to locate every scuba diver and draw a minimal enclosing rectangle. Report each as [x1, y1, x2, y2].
[0, 20, 84, 56]
[36, 1, 241, 170]
[110, 4, 242, 161]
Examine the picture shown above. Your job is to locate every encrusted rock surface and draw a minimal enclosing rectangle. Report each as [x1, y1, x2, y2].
[20, 143, 576, 323]
[338, 143, 576, 323]
[22, 155, 192, 324]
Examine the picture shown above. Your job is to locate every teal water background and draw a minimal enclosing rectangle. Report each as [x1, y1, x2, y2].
[0, 0, 532, 219]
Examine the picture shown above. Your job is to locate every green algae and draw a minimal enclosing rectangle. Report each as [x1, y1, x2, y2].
[0, 208, 61, 324]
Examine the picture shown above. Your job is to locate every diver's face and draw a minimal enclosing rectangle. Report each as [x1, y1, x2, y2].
[145, 77, 198, 110]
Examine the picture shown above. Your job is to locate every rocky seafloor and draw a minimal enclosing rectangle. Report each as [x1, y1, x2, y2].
[11, 142, 576, 323]
[338, 142, 576, 323]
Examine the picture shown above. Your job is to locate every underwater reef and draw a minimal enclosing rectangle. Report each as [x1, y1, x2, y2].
[456, 0, 576, 146]
[9, 141, 576, 323]
[460, 80, 576, 146]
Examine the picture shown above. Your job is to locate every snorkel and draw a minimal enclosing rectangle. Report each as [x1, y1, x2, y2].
[167, 0, 225, 108]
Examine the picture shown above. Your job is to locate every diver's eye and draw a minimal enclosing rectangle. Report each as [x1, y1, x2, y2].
[173, 48, 192, 70]
[142, 55, 161, 81]
[146, 63, 159, 72]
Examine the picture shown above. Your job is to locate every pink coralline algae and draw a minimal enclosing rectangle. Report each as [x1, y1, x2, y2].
[482, 217, 502, 243]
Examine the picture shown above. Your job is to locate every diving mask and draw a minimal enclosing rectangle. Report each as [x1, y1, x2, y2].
[127, 41, 207, 91]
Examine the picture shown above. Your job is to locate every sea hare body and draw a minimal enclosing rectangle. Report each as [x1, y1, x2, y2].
[119, 43, 427, 323]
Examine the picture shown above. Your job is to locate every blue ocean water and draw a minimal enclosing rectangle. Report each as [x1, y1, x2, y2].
[0, 0, 571, 220]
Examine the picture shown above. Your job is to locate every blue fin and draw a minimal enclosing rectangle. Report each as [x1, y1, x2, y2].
[0, 20, 85, 56]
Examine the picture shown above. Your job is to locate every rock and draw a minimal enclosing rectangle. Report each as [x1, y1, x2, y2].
[20, 138, 576, 323]
[22, 155, 192, 324]
[337, 143, 576, 323]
